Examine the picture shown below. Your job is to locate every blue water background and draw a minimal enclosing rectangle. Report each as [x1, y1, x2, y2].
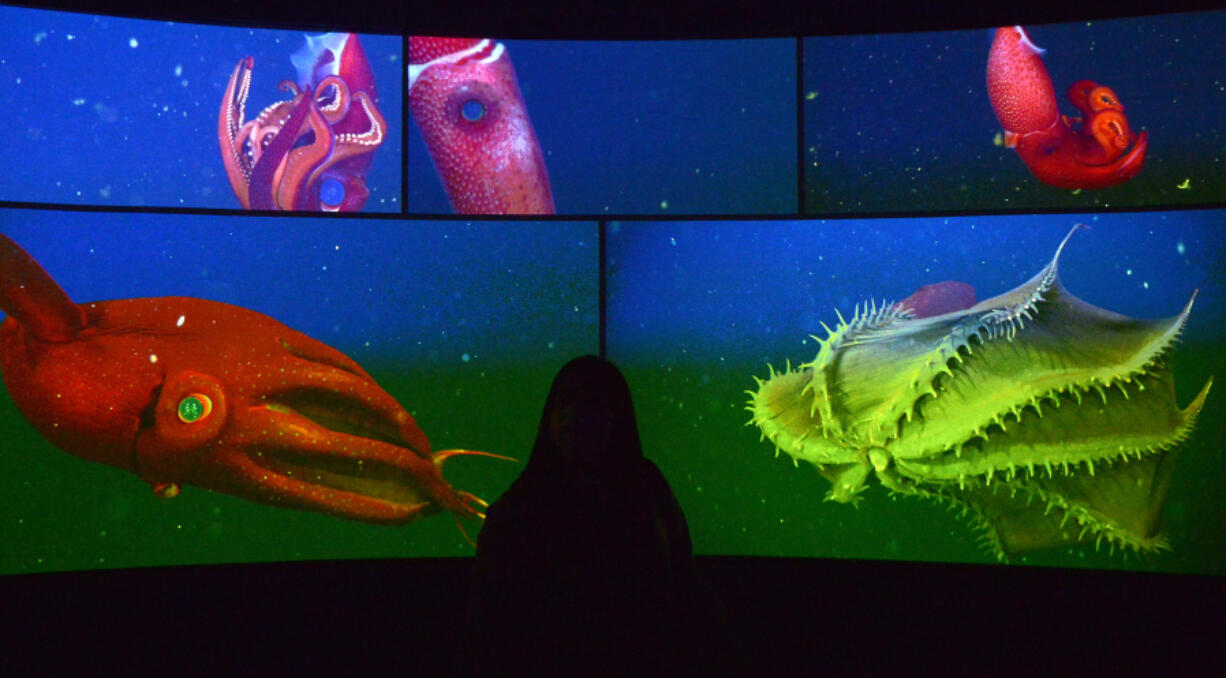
[804, 12, 1226, 211]
[0, 6, 403, 211]
[610, 213, 1224, 357]
[0, 211, 597, 364]
[607, 212, 1225, 573]
[409, 39, 797, 215]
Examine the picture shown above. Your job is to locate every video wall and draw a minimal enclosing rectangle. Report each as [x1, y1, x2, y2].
[1, 3, 1222, 576]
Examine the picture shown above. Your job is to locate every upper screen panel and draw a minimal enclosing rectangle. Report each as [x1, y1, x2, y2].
[408, 38, 797, 216]
[0, 5, 402, 212]
[805, 12, 1226, 213]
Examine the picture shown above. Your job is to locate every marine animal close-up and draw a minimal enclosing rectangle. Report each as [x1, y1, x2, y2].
[748, 225, 1211, 560]
[408, 37, 555, 215]
[219, 33, 387, 212]
[0, 233, 496, 534]
[987, 26, 1147, 190]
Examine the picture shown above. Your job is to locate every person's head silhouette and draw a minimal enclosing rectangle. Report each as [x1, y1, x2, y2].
[528, 355, 642, 479]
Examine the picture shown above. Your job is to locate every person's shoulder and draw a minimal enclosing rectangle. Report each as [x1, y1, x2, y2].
[634, 458, 672, 490]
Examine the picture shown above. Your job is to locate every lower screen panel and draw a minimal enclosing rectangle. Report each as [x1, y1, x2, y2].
[4, 210, 1222, 576]
[0, 211, 598, 573]
[608, 212, 1225, 575]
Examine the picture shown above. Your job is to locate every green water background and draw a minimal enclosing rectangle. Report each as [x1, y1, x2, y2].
[623, 337, 1224, 575]
[0, 361, 577, 573]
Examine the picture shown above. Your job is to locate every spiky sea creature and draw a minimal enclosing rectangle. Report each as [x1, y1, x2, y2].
[747, 225, 1212, 560]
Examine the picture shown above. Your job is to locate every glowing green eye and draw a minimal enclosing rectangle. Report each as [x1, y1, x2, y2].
[177, 394, 213, 423]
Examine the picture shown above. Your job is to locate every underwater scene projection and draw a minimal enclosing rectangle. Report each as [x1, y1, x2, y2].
[607, 212, 1224, 574]
[408, 39, 797, 215]
[409, 37, 555, 215]
[804, 11, 1226, 213]
[0, 5, 402, 211]
[0, 211, 597, 574]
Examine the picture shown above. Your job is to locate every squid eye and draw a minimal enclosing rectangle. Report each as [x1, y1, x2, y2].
[177, 394, 213, 423]
[461, 99, 485, 122]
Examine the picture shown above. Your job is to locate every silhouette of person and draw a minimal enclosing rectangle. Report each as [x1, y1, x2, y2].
[466, 355, 704, 674]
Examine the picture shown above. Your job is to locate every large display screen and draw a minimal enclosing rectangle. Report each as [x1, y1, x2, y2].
[0, 212, 597, 572]
[1, 1, 1222, 579]
[608, 212, 1223, 574]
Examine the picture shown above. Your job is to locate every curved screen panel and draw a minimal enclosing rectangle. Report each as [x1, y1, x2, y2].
[608, 212, 1224, 575]
[408, 38, 797, 216]
[0, 5, 402, 212]
[2, 2, 1223, 668]
[0, 211, 597, 573]
[804, 13, 1226, 213]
